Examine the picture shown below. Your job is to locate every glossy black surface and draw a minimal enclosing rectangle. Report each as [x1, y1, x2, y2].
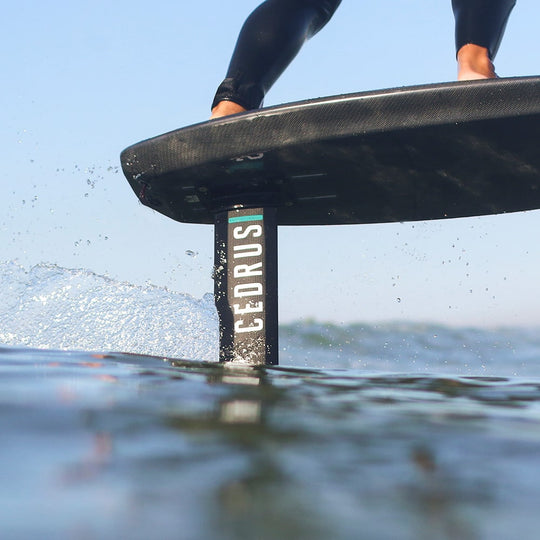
[121, 77, 540, 226]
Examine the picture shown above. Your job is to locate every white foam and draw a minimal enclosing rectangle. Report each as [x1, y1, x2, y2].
[0, 261, 218, 361]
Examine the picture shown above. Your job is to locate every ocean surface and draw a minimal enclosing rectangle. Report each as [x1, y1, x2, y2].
[2, 261, 540, 539]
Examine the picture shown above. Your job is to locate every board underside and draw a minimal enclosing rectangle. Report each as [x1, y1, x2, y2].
[121, 77, 540, 226]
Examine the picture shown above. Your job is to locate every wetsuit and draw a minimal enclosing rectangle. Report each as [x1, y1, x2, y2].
[453, 0, 516, 59]
[212, 0, 516, 112]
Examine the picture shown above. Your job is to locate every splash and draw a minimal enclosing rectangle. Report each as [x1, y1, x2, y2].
[0, 261, 218, 361]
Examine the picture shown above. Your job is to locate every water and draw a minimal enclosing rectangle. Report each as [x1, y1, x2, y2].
[2, 261, 540, 539]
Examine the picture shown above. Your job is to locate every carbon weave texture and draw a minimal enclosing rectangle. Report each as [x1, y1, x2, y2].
[122, 77, 540, 178]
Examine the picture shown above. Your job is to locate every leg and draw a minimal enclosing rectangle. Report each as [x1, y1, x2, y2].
[456, 44, 496, 81]
[452, 0, 516, 80]
[211, 0, 341, 118]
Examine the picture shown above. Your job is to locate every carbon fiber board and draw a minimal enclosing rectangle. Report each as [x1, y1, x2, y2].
[121, 77, 540, 226]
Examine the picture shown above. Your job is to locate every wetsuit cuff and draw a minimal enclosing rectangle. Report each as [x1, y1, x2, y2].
[211, 77, 265, 111]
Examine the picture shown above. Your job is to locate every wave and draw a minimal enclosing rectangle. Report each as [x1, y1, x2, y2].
[0, 261, 218, 361]
[2, 261, 540, 375]
[280, 319, 540, 375]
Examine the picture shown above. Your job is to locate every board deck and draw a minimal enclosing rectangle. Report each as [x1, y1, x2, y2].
[121, 76, 540, 226]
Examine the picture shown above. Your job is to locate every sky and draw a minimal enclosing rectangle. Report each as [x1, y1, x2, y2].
[2, 0, 540, 328]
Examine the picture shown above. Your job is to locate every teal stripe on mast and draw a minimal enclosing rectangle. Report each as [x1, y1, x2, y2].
[228, 214, 264, 224]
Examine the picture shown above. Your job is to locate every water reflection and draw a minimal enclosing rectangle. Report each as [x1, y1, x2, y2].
[409, 446, 481, 540]
[217, 367, 265, 425]
[58, 432, 113, 485]
[161, 362, 493, 539]
[215, 457, 334, 540]
[4, 347, 540, 539]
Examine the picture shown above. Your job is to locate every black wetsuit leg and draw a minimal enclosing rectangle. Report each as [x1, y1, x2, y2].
[453, 0, 516, 59]
[213, 0, 515, 112]
[211, 0, 342, 111]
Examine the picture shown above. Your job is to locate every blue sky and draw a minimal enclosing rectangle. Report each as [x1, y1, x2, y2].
[3, 0, 540, 327]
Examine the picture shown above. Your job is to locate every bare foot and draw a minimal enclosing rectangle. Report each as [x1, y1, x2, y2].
[210, 100, 247, 119]
[457, 44, 497, 80]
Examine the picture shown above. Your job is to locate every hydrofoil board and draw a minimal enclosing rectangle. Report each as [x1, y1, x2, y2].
[120, 77, 540, 365]
[121, 77, 540, 226]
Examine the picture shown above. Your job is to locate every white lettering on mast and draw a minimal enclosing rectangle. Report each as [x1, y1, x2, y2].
[231, 221, 264, 334]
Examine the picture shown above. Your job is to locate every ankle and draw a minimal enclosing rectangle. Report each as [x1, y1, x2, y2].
[210, 100, 247, 119]
[457, 44, 496, 80]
